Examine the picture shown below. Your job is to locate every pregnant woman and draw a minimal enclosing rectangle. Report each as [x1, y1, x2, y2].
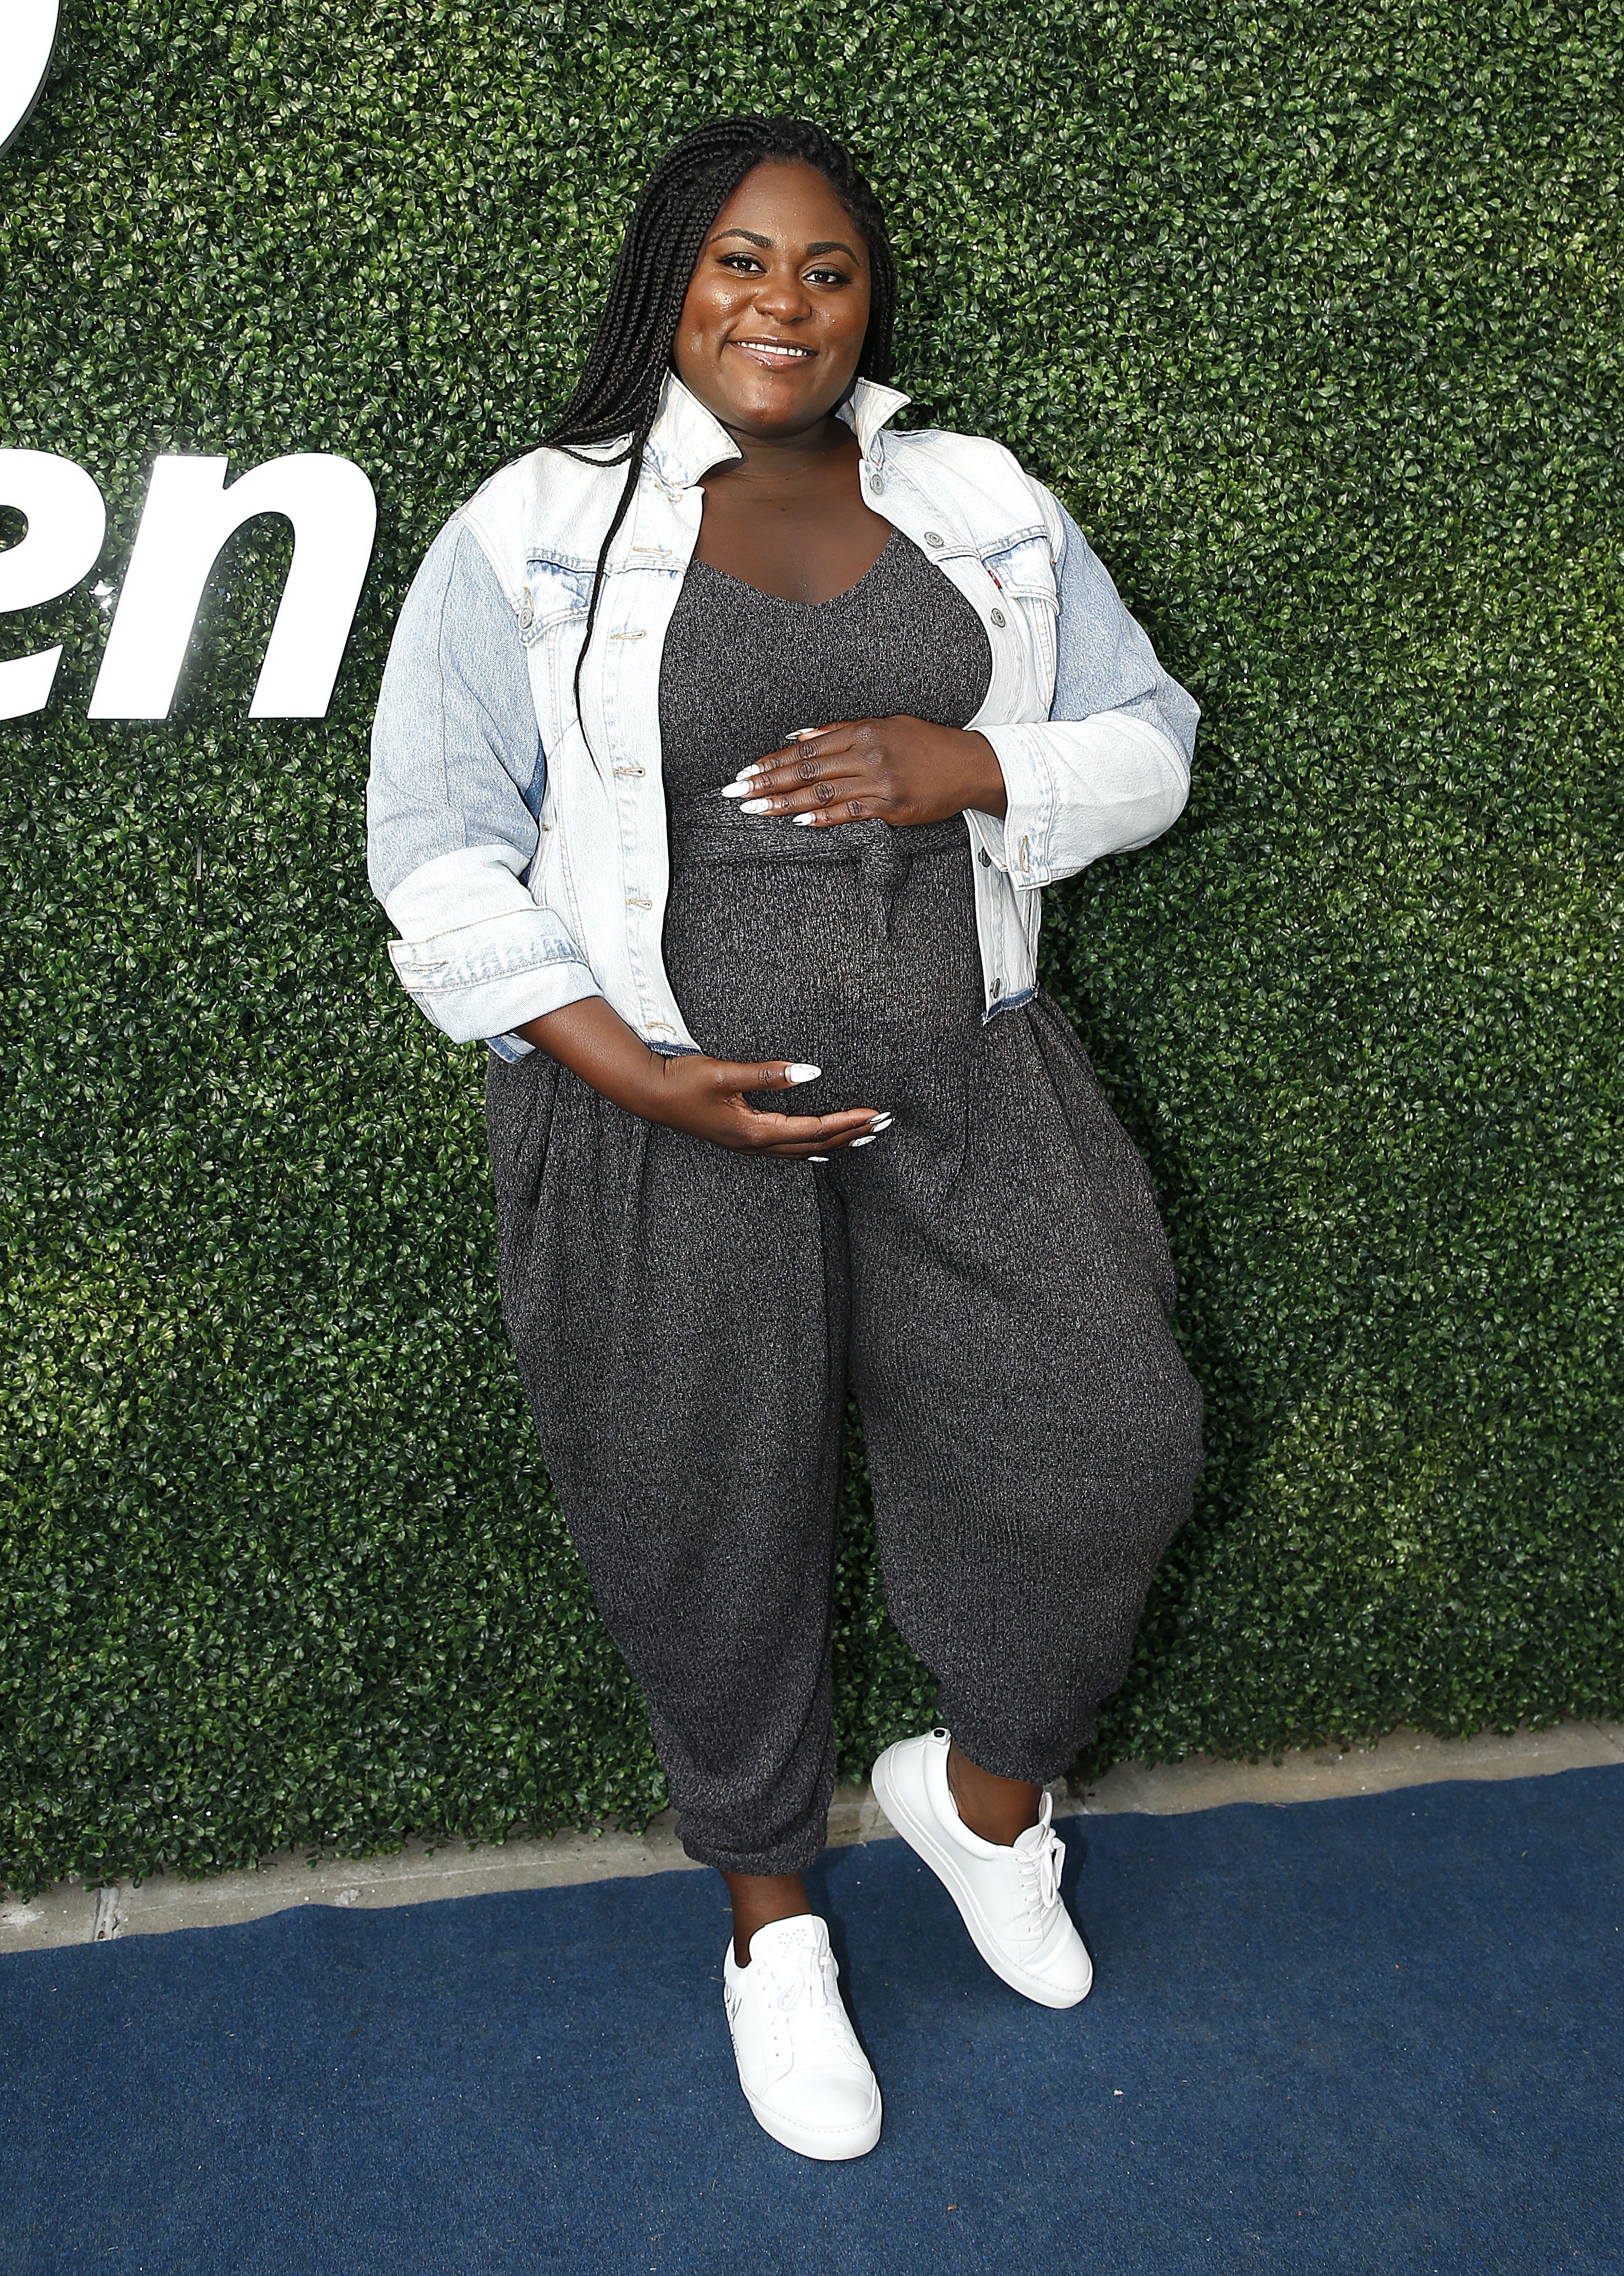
[369, 114, 1203, 2161]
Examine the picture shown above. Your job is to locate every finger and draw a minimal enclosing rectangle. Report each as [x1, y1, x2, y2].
[721, 749, 868, 808]
[728, 763, 883, 825]
[758, 1128, 876, 1158]
[756, 1128, 894, 1165]
[741, 1107, 886, 1151]
[768, 721, 860, 761]
[746, 787, 876, 825]
[722, 723, 864, 789]
[709, 1059, 823, 1094]
[758, 1115, 893, 1158]
[788, 795, 875, 829]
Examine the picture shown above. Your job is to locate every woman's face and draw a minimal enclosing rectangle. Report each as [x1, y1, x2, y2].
[672, 159, 872, 443]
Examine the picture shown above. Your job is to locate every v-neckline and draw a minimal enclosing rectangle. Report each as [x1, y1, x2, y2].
[687, 524, 902, 610]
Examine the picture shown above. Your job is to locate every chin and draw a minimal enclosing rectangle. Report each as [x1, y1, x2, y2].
[741, 390, 821, 427]
[722, 373, 830, 426]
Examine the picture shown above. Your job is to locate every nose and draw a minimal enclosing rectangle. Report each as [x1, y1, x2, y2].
[752, 266, 813, 324]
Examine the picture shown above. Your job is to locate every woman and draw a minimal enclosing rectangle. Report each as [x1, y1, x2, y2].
[369, 115, 1203, 2161]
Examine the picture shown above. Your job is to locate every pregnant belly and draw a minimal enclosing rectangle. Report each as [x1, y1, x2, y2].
[660, 815, 984, 1119]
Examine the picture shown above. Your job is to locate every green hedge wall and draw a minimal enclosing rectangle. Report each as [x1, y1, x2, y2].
[2, 0, 1620, 1893]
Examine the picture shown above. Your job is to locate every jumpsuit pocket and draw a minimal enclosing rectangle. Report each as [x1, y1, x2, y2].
[485, 1046, 561, 1217]
[1027, 991, 1180, 1320]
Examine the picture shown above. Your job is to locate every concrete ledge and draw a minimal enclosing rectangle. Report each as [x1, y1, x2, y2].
[1075, 1714, 1624, 1816]
[4, 1717, 1619, 1953]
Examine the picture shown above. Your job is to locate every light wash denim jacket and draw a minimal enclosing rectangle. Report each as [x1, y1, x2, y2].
[368, 373, 1198, 1058]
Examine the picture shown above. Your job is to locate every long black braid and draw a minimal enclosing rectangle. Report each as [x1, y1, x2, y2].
[543, 115, 899, 737]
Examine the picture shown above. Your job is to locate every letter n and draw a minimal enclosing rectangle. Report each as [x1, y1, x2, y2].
[88, 454, 377, 720]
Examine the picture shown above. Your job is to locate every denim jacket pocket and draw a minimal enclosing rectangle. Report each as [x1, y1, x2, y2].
[981, 530, 1054, 598]
[980, 533, 1059, 698]
[521, 554, 595, 640]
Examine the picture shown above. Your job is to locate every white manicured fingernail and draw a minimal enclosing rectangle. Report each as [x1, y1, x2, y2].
[738, 762, 763, 778]
[720, 780, 750, 798]
[870, 1114, 894, 1131]
[785, 1064, 821, 1084]
[809, 1154, 829, 1163]
[793, 812, 816, 827]
[850, 1134, 877, 1148]
[740, 797, 772, 814]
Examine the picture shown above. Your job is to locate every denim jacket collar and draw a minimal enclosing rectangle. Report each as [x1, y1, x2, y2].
[643, 371, 912, 491]
[838, 377, 913, 456]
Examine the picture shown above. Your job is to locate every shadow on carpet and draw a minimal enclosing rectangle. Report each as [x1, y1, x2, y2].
[2, 1766, 1620, 2275]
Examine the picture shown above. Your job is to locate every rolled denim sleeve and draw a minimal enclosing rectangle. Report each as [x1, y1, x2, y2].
[367, 518, 599, 1054]
[973, 499, 1198, 889]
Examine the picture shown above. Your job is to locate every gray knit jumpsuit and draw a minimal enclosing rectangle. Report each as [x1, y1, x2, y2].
[485, 528, 1204, 1877]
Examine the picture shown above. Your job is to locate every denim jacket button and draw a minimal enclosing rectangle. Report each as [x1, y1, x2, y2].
[978, 846, 993, 867]
[990, 607, 1007, 628]
[990, 975, 1004, 999]
[923, 530, 945, 548]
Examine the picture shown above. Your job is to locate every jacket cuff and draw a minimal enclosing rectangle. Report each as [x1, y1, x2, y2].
[387, 906, 599, 1046]
[977, 714, 1187, 886]
[971, 724, 1055, 886]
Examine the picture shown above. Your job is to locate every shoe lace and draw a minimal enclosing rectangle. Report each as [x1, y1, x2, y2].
[1016, 1803, 1066, 1935]
[1030, 1825, 1064, 1912]
[763, 1941, 850, 2065]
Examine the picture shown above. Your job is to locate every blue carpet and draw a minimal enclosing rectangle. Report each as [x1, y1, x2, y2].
[2, 1767, 1620, 2276]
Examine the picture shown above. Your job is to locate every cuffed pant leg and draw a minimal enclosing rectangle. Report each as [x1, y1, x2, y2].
[486, 1051, 849, 1875]
[846, 996, 1204, 1781]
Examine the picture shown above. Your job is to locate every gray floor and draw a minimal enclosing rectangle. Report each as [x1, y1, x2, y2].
[5, 1718, 1620, 1953]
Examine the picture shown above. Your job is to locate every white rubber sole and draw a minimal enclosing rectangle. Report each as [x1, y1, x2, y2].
[871, 1745, 1093, 2010]
[740, 2084, 883, 2161]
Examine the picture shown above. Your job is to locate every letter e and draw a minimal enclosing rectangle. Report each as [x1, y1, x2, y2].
[0, 448, 107, 719]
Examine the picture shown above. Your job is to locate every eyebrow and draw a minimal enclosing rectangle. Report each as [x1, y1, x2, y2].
[708, 227, 861, 261]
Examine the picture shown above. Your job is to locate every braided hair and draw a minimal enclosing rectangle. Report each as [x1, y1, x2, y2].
[545, 115, 899, 732]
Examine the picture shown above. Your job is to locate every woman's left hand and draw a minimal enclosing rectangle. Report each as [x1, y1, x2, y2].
[722, 717, 1008, 829]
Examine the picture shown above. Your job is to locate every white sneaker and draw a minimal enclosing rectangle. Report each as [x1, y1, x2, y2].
[872, 1727, 1093, 2009]
[722, 1914, 882, 2160]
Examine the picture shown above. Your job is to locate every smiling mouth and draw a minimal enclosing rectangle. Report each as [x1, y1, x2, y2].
[728, 338, 818, 368]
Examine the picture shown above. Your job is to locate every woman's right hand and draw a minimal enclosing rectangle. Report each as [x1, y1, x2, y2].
[514, 995, 888, 1161]
[639, 1050, 888, 1157]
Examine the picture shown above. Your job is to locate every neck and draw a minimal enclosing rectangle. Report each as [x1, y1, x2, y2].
[704, 412, 853, 488]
